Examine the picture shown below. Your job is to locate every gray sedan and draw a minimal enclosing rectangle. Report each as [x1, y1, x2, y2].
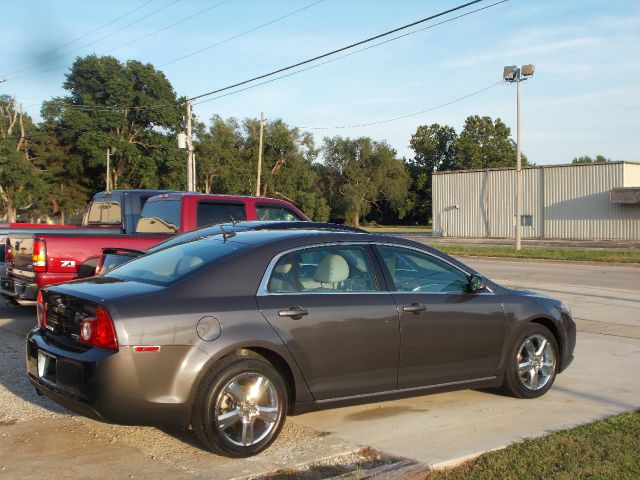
[27, 227, 576, 457]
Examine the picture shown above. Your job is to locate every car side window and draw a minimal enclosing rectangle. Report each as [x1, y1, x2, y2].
[197, 202, 247, 227]
[256, 204, 300, 221]
[377, 246, 469, 293]
[268, 246, 377, 293]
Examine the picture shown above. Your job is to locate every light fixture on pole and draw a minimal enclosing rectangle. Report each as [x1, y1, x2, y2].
[503, 64, 534, 251]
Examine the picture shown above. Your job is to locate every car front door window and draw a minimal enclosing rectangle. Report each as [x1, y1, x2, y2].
[379, 246, 469, 293]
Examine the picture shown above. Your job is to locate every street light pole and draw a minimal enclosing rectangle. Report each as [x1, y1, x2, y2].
[503, 64, 534, 251]
[515, 75, 522, 251]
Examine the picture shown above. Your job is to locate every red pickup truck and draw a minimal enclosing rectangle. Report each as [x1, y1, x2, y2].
[2, 193, 307, 303]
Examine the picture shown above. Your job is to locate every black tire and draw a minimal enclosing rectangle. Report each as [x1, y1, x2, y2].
[502, 323, 559, 399]
[192, 352, 288, 457]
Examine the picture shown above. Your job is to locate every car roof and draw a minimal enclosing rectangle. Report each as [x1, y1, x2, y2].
[144, 192, 295, 202]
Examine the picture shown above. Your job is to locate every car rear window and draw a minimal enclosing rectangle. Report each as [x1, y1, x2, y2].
[137, 199, 181, 233]
[85, 200, 122, 224]
[197, 202, 247, 227]
[105, 237, 245, 286]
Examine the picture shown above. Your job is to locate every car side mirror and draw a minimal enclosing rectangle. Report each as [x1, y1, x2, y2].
[469, 274, 486, 293]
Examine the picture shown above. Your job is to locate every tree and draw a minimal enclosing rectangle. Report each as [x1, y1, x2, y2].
[406, 123, 458, 225]
[241, 118, 329, 221]
[453, 115, 526, 170]
[41, 55, 185, 194]
[195, 116, 251, 195]
[572, 155, 611, 164]
[0, 95, 47, 221]
[409, 123, 458, 173]
[322, 136, 409, 226]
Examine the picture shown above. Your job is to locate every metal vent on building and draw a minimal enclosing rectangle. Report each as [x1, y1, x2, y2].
[609, 188, 640, 204]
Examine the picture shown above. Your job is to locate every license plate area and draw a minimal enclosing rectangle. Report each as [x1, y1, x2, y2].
[37, 351, 57, 385]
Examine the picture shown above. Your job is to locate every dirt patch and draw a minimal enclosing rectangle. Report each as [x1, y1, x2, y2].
[345, 405, 429, 421]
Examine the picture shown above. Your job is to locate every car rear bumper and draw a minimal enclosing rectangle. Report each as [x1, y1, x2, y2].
[1, 276, 37, 300]
[26, 328, 205, 428]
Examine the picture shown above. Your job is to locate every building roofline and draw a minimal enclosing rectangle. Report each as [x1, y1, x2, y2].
[432, 160, 640, 175]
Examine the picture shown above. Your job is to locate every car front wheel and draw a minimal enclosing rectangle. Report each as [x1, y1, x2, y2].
[503, 324, 559, 399]
[192, 353, 287, 457]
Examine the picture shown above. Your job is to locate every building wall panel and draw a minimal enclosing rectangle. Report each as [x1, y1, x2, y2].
[432, 162, 640, 240]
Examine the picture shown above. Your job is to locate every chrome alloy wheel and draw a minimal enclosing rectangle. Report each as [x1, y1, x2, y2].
[214, 372, 280, 447]
[516, 333, 556, 391]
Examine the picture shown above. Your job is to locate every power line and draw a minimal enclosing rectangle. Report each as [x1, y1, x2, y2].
[5, 80, 504, 142]
[298, 81, 506, 130]
[159, 0, 327, 68]
[0, 0, 157, 75]
[188, 0, 488, 103]
[6, 0, 182, 81]
[103, 0, 234, 55]
[191, 0, 508, 107]
[52, 0, 501, 114]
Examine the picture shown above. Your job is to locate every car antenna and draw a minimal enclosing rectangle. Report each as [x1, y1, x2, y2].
[219, 223, 236, 241]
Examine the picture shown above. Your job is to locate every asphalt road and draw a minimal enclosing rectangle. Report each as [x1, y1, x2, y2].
[1, 258, 638, 478]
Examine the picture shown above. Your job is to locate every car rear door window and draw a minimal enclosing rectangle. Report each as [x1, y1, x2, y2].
[268, 246, 377, 293]
[256, 204, 300, 221]
[197, 202, 247, 227]
[137, 200, 181, 233]
[377, 246, 469, 293]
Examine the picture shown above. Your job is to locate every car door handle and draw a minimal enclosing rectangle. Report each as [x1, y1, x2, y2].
[402, 303, 427, 314]
[278, 306, 309, 319]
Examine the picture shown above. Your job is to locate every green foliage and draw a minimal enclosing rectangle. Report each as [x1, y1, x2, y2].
[0, 95, 48, 221]
[193, 115, 329, 221]
[322, 136, 409, 226]
[453, 115, 526, 170]
[409, 123, 458, 173]
[423, 410, 640, 479]
[43, 55, 184, 194]
[572, 154, 611, 164]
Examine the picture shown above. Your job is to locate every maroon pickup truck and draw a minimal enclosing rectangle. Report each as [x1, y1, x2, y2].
[2, 193, 307, 302]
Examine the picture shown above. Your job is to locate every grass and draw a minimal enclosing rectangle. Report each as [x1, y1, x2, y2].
[436, 245, 640, 264]
[362, 225, 433, 233]
[422, 410, 640, 480]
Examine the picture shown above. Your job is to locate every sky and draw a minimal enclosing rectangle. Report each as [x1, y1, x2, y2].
[1, 0, 639, 164]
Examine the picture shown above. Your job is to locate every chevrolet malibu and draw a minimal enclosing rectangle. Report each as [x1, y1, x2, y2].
[28, 228, 576, 457]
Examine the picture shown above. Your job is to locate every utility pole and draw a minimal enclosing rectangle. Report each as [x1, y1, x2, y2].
[106, 148, 111, 192]
[503, 64, 534, 251]
[256, 111, 264, 197]
[186, 100, 194, 191]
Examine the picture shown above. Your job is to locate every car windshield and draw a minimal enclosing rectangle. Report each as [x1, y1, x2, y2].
[105, 237, 246, 286]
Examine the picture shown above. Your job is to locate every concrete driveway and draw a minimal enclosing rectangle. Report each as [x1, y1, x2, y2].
[1, 258, 638, 477]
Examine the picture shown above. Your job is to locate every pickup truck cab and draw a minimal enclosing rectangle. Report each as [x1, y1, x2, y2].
[2, 193, 307, 302]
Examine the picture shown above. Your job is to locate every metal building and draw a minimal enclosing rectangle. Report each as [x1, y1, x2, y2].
[432, 161, 640, 240]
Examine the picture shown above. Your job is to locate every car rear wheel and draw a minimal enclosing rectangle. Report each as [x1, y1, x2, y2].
[192, 353, 287, 457]
[502, 324, 559, 399]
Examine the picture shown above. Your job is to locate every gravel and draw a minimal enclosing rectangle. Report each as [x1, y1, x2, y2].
[0, 303, 366, 479]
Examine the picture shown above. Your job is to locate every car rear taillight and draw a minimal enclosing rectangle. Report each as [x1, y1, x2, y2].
[32, 239, 47, 273]
[79, 306, 118, 350]
[36, 291, 47, 329]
